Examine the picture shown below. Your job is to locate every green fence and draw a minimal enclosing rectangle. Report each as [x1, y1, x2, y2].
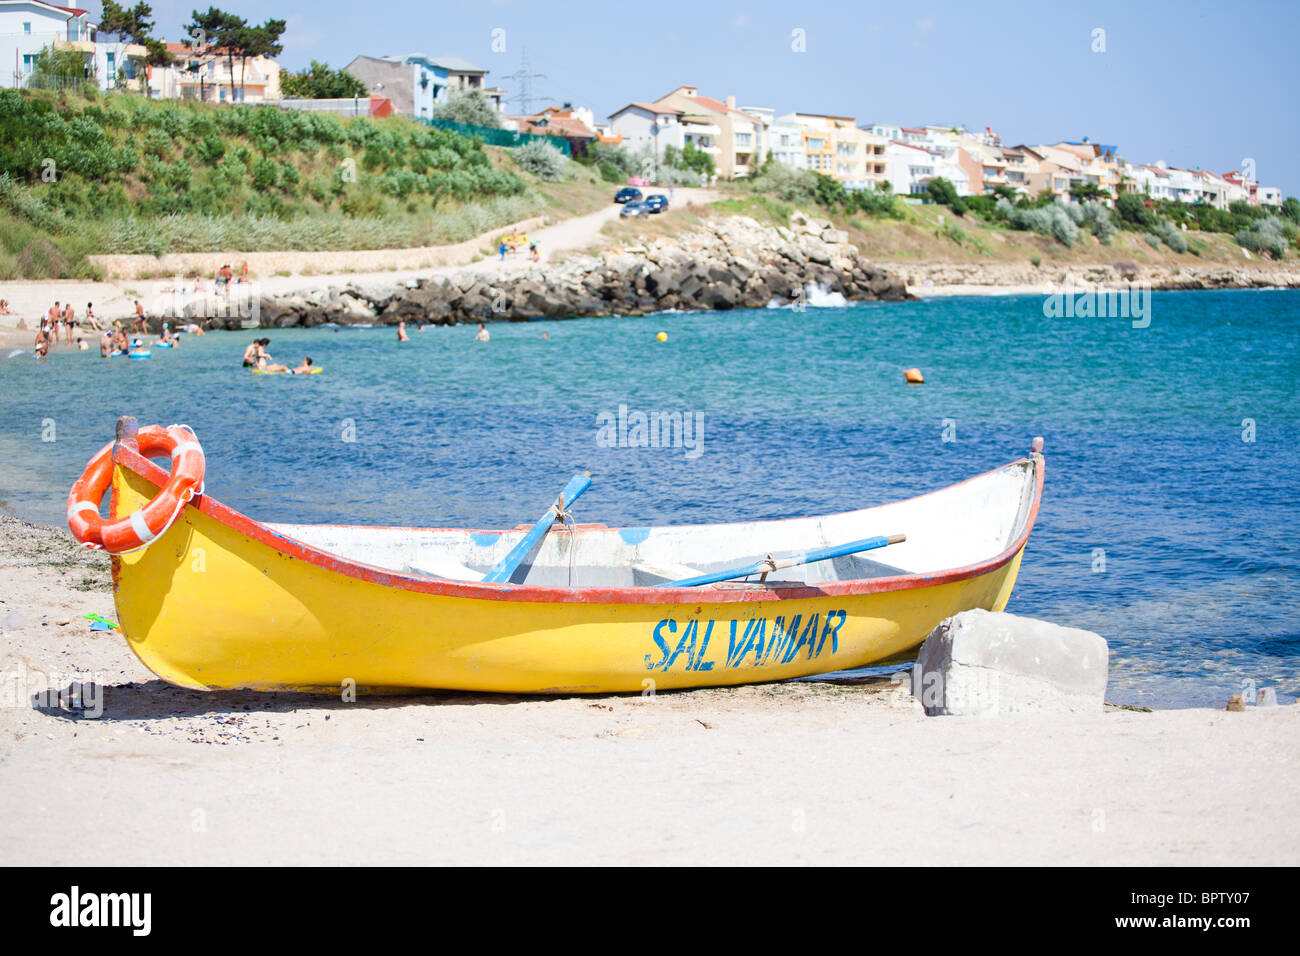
[421, 117, 571, 156]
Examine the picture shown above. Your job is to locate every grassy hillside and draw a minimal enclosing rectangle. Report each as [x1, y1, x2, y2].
[597, 188, 1291, 273]
[0, 88, 606, 279]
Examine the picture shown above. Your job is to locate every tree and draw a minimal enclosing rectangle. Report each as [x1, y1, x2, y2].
[1069, 181, 1109, 204]
[185, 7, 243, 102]
[1115, 192, 1156, 229]
[926, 176, 957, 205]
[432, 88, 502, 127]
[30, 47, 88, 84]
[98, 1, 152, 42]
[184, 9, 284, 102]
[98, 1, 171, 86]
[679, 141, 714, 177]
[281, 60, 366, 99]
[1281, 196, 1300, 225]
[236, 19, 285, 100]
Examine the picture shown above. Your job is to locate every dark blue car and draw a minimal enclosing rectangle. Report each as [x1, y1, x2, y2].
[614, 187, 643, 204]
[644, 194, 669, 213]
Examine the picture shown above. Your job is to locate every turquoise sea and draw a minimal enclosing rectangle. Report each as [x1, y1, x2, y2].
[2, 288, 1296, 707]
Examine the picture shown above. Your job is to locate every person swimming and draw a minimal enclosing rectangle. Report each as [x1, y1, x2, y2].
[397, 320, 410, 342]
[474, 321, 490, 343]
[99, 331, 112, 357]
[242, 337, 269, 367]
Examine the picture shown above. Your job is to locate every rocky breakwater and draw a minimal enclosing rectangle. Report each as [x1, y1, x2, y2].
[244, 213, 910, 330]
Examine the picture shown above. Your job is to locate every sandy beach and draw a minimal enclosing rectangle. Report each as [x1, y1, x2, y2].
[1, 514, 1295, 865]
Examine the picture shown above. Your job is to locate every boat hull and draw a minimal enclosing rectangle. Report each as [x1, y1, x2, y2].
[109, 456, 1035, 694]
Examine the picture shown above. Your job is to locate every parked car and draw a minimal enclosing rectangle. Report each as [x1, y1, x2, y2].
[644, 194, 669, 213]
[614, 187, 643, 204]
[620, 201, 651, 218]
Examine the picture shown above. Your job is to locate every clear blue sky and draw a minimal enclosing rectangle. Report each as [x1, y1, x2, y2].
[111, 0, 1297, 195]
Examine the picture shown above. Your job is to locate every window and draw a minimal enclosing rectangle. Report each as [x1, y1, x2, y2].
[106, 52, 116, 72]
[69, 21, 79, 40]
[23, 22, 31, 35]
[735, 132, 751, 147]
[22, 54, 35, 71]
[808, 138, 824, 150]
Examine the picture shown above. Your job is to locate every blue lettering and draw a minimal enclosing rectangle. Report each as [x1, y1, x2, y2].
[817, 610, 846, 655]
[773, 615, 803, 664]
[648, 619, 676, 670]
[691, 620, 715, 671]
[663, 620, 698, 671]
[788, 613, 821, 662]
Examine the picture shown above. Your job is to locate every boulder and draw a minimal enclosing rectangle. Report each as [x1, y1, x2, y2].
[912, 609, 1108, 716]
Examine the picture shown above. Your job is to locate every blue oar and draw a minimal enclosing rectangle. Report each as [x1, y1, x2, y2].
[483, 473, 593, 584]
[654, 533, 906, 588]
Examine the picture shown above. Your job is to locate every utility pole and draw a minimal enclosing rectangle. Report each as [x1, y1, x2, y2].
[503, 47, 548, 116]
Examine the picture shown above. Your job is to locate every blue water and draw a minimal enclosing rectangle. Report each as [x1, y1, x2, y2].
[3, 289, 1297, 707]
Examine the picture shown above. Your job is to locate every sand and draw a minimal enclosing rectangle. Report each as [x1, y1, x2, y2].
[0, 514, 1296, 865]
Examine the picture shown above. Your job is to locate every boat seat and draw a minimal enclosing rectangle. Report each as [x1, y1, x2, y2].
[630, 561, 703, 587]
[405, 558, 487, 582]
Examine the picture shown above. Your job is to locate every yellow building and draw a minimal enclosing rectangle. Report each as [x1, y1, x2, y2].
[784, 113, 886, 189]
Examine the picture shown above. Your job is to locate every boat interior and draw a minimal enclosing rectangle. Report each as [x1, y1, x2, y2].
[266, 459, 1039, 589]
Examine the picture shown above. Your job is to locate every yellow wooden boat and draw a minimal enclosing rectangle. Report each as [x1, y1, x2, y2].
[82, 424, 1044, 694]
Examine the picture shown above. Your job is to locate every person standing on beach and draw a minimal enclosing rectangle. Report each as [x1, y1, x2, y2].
[62, 303, 75, 344]
[132, 300, 147, 334]
[46, 303, 60, 347]
[397, 320, 410, 342]
[499, 241, 508, 261]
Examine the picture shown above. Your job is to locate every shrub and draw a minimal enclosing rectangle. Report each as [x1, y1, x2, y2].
[250, 156, 279, 191]
[511, 138, 567, 181]
[1153, 219, 1188, 253]
[996, 198, 1080, 246]
[1115, 193, 1156, 229]
[432, 89, 502, 128]
[1235, 216, 1289, 258]
[747, 163, 818, 205]
[1073, 201, 1116, 243]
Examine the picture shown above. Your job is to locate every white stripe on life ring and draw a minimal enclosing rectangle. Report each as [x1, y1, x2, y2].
[129, 510, 156, 545]
[70, 501, 99, 515]
[171, 441, 202, 458]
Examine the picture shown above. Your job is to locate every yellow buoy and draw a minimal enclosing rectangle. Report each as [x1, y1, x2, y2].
[904, 367, 924, 384]
[656, 332, 668, 342]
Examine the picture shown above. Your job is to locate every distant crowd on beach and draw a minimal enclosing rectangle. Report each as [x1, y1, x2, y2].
[15, 261, 254, 359]
[27, 294, 210, 360]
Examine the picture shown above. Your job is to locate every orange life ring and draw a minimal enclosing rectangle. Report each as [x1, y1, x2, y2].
[67, 424, 205, 553]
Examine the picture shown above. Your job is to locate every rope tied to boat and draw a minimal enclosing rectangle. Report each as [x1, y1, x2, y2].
[552, 493, 579, 586]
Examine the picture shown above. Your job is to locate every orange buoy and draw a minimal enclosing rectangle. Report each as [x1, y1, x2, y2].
[904, 367, 925, 384]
